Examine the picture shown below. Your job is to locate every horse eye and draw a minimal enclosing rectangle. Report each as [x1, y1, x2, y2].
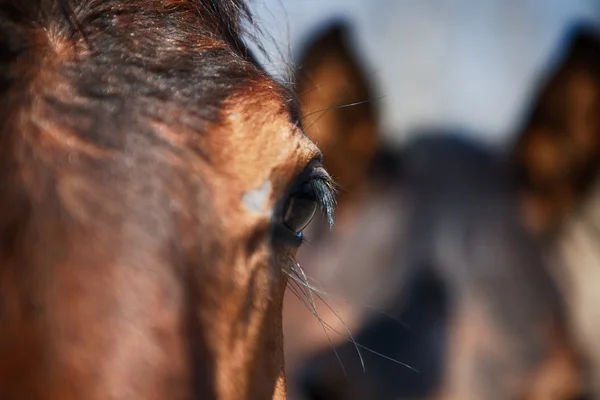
[283, 181, 318, 234]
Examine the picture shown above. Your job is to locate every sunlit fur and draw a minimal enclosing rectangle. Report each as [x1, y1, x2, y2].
[0, 1, 332, 399]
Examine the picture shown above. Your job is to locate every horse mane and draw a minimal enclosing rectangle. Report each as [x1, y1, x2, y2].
[0, 0, 256, 58]
[0, 0, 263, 130]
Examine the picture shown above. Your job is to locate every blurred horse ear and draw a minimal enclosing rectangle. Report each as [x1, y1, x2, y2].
[513, 24, 600, 234]
[294, 21, 379, 195]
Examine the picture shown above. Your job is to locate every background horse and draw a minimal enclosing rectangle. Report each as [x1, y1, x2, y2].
[287, 21, 596, 400]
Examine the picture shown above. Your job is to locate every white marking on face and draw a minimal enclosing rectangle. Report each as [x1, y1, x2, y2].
[242, 179, 273, 216]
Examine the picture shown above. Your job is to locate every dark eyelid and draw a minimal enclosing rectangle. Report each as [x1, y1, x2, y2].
[310, 165, 330, 181]
[296, 156, 329, 186]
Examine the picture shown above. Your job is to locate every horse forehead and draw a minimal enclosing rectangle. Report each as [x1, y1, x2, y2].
[206, 88, 319, 193]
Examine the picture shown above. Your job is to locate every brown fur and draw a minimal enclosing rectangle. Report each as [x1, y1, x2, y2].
[515, 25, 600, 397]
[0, 1, 326, 399]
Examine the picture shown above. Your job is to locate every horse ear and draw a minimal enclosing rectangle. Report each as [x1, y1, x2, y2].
[514, 24, 600, 234]
[295, 21, 379, 196]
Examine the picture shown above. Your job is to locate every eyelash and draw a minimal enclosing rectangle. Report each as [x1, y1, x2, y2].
[310, 177, 337, 230]
[272, 167, 337, 248]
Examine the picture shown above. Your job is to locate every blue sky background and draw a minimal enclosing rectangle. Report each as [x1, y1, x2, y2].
[250, 0, 600, 147]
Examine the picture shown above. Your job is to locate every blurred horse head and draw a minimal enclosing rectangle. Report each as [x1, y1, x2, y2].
[293, 22, 600, 400]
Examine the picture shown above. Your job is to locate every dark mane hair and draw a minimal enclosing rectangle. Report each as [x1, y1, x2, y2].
[0, 0, 256, 64]
[0, 0, 253, 38]
[0, 0, 265, 156]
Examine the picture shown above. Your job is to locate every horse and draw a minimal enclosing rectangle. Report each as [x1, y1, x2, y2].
[291, 22, 596, 400]
[0, 1, 334, 399]
[515, 24, 600, 398]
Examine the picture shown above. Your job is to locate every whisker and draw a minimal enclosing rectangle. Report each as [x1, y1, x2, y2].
[288, 266, 346, 376]
[296, 270, 365, 372]
[294, 65, 383, 102]
[293, 79, 338, 99]
[288, 259, 365, 372]
[285, 269, 417, 372]
[284, 264, 348, 378]
[302, 96, 379, 134]
[303, 96, 386, 119]
[289, 272, 411, 330]
[298, 71, 361, 133]
[353, 343, 419, 371]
